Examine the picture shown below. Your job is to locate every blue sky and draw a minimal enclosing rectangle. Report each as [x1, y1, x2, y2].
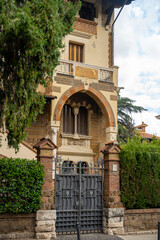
[115, 0, 160, 136]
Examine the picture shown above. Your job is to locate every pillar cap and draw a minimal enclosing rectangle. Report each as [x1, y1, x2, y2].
[101, 141, 121, 154]
[33, 138, 57, 150]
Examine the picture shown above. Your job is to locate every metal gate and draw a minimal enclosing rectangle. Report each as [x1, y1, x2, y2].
[55, 158, 103, 234]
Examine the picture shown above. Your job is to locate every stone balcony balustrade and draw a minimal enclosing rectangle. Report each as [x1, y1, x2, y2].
[57, 59, 114, 83]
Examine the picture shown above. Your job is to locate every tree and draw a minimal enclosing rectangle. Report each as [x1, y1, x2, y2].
[118, 93, 146, 142]
[0, 0, 80, 150]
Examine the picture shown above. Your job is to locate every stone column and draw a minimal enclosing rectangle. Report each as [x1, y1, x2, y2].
[33, 138, 57, 240]
[50, 126, 59, 159]
[101, 141, 124, 235]
[73, 107, 79, 137]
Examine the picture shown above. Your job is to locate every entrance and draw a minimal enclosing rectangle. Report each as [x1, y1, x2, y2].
[55, 158, 103, 234]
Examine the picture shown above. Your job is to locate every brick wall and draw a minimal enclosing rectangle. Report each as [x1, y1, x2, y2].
[90, 112, 103, 163]
[73, 17, 98, 35]
[0, 214, 36, 239]
[25, 102, 51, 146]
[124, 209, 160, 233]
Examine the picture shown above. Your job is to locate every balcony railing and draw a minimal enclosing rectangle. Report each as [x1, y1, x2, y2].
[57, 59, 113, 82]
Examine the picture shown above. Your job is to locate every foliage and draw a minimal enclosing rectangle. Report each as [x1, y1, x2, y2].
[0, 0, 80, 150]
[118, 93, 146, 142]
[120, 136, 160, 209]
[0, 158, 44, 213]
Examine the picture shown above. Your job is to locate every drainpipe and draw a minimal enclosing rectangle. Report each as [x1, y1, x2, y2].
[111, 0, 128, 66]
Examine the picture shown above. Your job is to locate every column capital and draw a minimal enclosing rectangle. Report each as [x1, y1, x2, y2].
[73, 106, 79, 115]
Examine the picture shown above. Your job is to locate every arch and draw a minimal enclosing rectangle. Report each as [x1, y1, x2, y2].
[54, 84, 116, 127]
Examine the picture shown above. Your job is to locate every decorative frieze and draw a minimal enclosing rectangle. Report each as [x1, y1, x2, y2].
[73, 17, 98, 35]
[75, 66, 98, 79]
[67, 138, 85, 146]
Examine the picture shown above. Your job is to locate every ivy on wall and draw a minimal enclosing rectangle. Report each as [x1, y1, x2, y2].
[0, 158, 44, 213]
[120, 137, 160, 209]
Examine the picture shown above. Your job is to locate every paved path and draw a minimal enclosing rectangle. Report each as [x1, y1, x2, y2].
[57, 233, 157, 240]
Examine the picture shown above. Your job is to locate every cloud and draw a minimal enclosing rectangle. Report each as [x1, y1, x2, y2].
[115, 0, 160, 135]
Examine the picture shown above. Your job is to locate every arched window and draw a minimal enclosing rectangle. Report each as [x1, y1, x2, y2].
[77, 107, 88, 135]
[77, 162, 88, 174]
[62, 161, 74, 174]
[63, 104, 74, 134]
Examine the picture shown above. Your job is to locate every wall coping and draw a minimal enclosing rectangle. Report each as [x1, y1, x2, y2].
[125, 209, 160, 214]
[0, 213, 36, 219]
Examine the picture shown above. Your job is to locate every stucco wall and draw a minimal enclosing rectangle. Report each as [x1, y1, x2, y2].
[0, 133, 36, 160]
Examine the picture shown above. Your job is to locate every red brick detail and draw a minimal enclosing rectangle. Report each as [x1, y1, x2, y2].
[73, 17, 97, 35]
[103, 143, 122, 208]
[62, 95, 68, 102]
[54, 85, 115, 127]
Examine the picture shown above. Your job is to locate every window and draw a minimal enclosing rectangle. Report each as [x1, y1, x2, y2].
[63, 104, 74, 134]
[79, 1, 96, 21]
[69, 42, 83, 62]
[62, 161, 74, 174]
[63, 105, 88, 135]
[77, 107, 88, 135]
[77, 162, 88, 174]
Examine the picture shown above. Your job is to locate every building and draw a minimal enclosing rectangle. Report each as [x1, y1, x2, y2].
[0, 0, 136, 236]
[1, 0, 135, 163]
[135, 121, 160, 141]
[23, 0, 134, 164]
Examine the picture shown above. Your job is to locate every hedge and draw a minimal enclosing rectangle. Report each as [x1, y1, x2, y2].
[120, 137, 160, 209]
[0, 158, 44, 213]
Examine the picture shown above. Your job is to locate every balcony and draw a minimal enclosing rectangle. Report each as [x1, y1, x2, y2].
[57, 59, 114, 83]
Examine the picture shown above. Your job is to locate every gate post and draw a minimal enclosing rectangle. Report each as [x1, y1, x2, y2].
[33, 138, 57, 240]
[101, 141, 124, 235]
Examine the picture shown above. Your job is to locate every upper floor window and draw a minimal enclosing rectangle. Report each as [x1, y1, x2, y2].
[69, 42, 83, 62]
[79, 1, 96, 21]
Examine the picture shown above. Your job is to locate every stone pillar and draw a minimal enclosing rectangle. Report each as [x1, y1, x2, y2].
[101, 141, 124, 235]
[50, 126, 59, 159]
[33, 138, 57, 240]
[105, 127, 117, 142]
[73, 107, 79, 137]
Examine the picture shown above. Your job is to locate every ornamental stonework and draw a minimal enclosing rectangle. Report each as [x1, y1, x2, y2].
[67, 139, 85, 146]
[75, 66, 98, 79]
[73, 17, 97, 35]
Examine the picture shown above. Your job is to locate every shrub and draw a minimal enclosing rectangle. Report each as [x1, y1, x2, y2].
[120, 136, 160, 209]
[0, 158, 44, 213]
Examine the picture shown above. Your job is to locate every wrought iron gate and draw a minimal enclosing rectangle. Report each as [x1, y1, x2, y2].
[55, 158, 103, 234]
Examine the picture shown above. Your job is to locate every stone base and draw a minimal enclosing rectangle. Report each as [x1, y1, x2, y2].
[103, 208, 124, 235]
[36, 210, 56, 240]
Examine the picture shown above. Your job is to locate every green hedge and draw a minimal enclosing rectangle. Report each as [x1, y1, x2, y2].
[0, 158, 44, 213]
[120, 137, 160, 209]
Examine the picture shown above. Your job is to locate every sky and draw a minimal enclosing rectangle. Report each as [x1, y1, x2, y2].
[114, 0, 160, 136]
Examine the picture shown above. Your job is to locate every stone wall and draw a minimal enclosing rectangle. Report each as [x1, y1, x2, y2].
[124, 209, 160, 233]
[0, 214, 36, 239]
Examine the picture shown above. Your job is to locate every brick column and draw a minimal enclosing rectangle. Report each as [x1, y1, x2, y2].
[33, 138, 57, 240]
[101, 141, 124, 235]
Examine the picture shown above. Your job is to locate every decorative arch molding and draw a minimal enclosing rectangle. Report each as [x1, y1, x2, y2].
[53, 84, 116, 127]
